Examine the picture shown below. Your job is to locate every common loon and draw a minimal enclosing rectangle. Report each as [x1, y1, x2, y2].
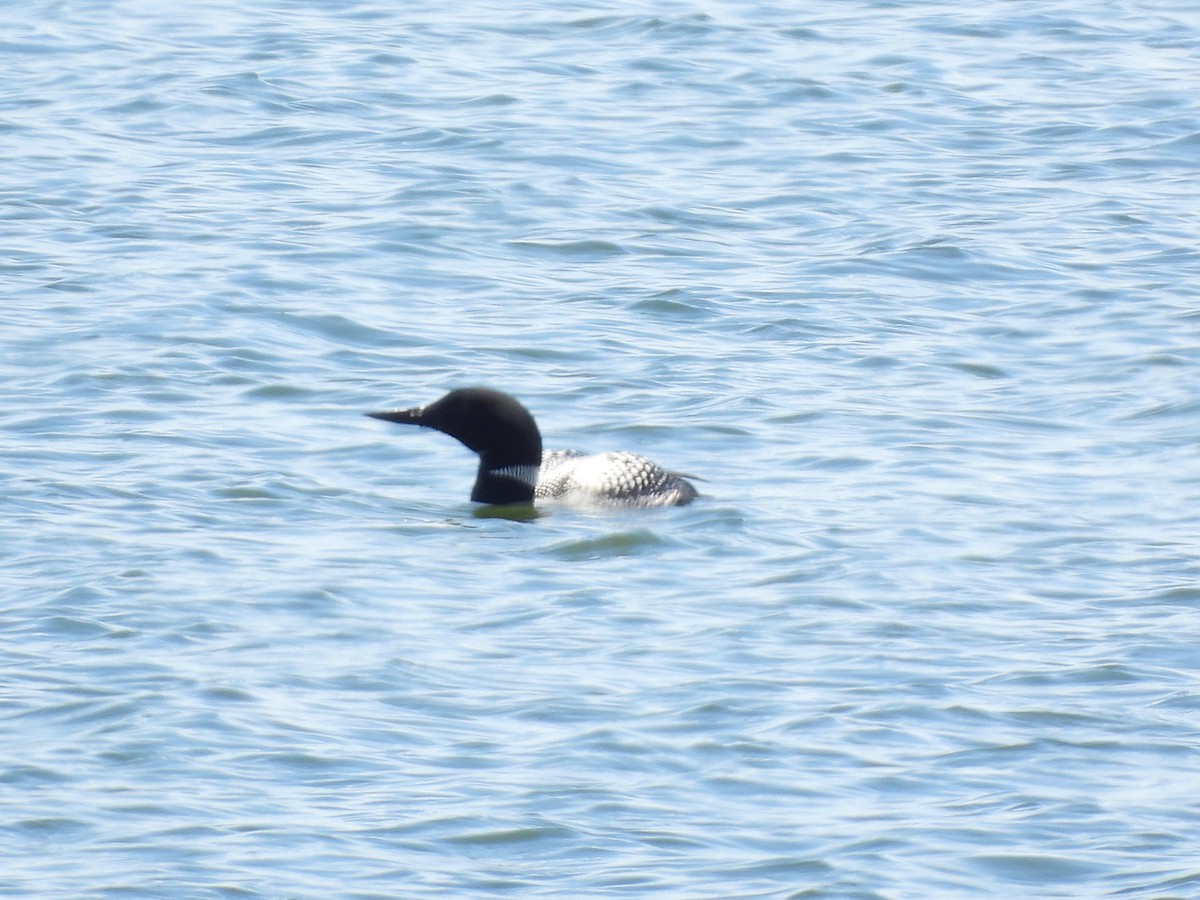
[367, 387, 698, 507]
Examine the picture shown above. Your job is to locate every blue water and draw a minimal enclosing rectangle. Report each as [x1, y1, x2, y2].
[4, 1, 1200, 896]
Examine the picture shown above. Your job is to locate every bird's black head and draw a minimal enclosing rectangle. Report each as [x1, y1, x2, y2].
[367, 387, 543, 504]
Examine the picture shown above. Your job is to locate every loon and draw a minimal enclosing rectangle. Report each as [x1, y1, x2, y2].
[367, 387, 698, 507]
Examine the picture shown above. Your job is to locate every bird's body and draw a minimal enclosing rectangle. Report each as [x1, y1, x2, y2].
[536, 449, 696, 507]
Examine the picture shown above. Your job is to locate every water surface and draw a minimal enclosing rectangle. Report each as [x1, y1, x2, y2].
[3, 1, 1200, 896]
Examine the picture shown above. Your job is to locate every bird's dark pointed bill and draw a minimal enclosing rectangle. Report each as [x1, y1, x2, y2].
[366, 407, 422, 424]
